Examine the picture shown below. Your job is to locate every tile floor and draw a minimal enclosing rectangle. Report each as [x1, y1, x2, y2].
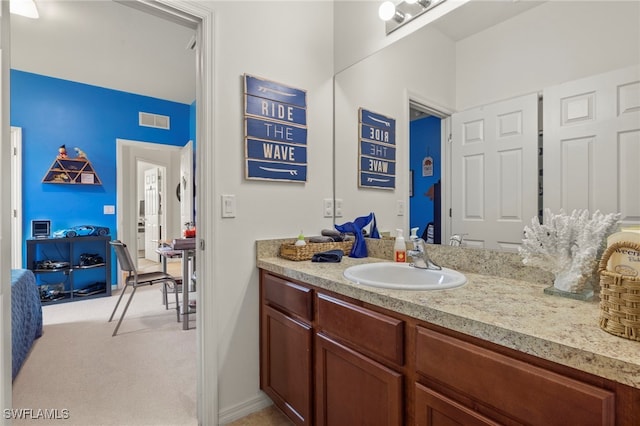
[227, 405, 293, 426]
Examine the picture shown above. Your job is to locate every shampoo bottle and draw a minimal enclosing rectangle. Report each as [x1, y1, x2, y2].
[394, 229, 406, 263]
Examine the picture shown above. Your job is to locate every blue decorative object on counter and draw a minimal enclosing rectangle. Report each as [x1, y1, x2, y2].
[335, 212, 380, 258]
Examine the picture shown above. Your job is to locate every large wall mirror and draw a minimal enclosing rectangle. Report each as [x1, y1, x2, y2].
[334, 0, 640, 251]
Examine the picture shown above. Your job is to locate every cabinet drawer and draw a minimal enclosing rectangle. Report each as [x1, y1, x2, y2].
[317, 294, 403, 365]
[415, 382, 499, 426]
[262, 273, 313, 321]
[415, 326, 615, 426]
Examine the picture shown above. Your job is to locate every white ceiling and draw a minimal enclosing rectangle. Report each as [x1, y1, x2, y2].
[9, 0, 545, 105]
[10, 0, 196, 104]
[432, 0, 546, 42]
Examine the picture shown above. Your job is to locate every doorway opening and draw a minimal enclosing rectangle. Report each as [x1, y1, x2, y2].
[116, 139, 183, 276]
[408, 99, 451, 245]
[5, 2, 215, 424]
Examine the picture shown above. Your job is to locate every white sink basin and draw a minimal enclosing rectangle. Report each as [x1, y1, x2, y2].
[343, 262, 467, 290]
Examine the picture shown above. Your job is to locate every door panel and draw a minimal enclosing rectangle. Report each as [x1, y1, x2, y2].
[415, 383, 499, 426]
[452, 93, 538, 251]
[180, 141, 194, 229]
[315, 333, 403, 426]
[544, 65, 640, 226]
[144, 167, 160, 261]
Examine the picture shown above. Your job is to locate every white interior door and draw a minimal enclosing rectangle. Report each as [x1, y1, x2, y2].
[544, 65, 640, 226]
[180, 141, 194, 228]
[451, 93, 539, 251]
[144, 167, 161, 261]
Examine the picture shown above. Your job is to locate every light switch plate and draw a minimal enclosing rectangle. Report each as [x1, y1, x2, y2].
[397, 200, 405, 216]
[222, 195, 236, 218]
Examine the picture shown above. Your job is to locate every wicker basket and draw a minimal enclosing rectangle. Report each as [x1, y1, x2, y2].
[279, 240, 353, 261]
[598, 241, 640, 341]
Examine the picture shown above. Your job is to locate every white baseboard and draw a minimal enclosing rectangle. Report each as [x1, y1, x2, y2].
[218, 392, 272, 425]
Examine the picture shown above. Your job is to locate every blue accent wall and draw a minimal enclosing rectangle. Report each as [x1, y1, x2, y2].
[409, 115, 441, 237]
[11, 70, 191, 277]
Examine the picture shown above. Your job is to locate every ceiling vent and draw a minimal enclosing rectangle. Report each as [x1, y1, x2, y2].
[139, 112, 170, 130]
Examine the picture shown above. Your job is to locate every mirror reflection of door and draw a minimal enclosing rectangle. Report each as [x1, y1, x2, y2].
[409, 102, 450, 245]
[451, 93, 539, 252]
[409, 108, 444, 244]
[144, 166, 162, 262]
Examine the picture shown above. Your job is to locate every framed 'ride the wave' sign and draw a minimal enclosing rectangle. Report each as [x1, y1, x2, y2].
[243, 74, 308, 183]
[358, 108, 396, 190]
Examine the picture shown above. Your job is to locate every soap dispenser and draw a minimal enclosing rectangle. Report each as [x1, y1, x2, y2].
[295, 231, 307, 246]
[394, 229, 406, 263]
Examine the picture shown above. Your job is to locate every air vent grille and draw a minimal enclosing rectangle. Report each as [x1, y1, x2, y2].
[139, 112, 170, 130]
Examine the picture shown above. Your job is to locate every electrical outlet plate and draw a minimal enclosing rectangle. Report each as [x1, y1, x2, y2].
[397, 200, 405, 216]
[323, 198, 333, 218]
[335, 199, 343, 217]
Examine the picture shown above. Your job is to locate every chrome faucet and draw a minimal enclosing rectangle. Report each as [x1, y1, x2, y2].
[408, 235, 441, 270]
[449, 234, 466, 246]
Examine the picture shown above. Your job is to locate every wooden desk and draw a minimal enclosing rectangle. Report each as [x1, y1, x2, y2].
[155, 247, 196, 330]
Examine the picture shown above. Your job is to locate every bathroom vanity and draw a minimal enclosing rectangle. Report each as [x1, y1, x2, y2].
[257, 240, 640, 426]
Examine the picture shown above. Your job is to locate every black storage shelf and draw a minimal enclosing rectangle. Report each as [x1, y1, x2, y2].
[26, 236, 112, 304]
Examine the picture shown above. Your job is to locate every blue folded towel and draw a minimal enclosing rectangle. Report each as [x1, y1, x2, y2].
[311, 249, 344, 263]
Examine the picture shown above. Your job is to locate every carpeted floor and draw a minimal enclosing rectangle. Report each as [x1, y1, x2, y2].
[12, 268, 197, 426]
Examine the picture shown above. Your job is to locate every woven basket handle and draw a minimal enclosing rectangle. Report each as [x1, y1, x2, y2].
[598, 241, 640, 273]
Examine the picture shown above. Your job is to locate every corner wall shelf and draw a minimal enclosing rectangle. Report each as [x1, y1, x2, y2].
[42, 157, 102, 185]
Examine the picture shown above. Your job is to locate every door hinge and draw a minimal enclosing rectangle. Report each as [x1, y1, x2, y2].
[448, 134, 452, 144]
[449, 208, 452, 217]
[13, 209, 17, 218]
[199, 239, 205, 251]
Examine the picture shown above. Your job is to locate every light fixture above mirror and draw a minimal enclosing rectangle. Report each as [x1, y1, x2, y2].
[379, 0, 444, 34]
[11, 0, 39, 19]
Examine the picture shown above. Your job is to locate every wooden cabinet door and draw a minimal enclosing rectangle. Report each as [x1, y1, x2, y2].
[261, 305, 313, 425]
[315, 333, 402, 426]
[415, 383, 500, 426]
[415, 326, 615, 426]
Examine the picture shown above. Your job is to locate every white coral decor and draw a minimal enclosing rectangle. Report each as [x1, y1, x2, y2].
[519, 209, 621, 293]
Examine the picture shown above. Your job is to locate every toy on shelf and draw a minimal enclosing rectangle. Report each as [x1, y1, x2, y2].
[43, 145, 101, 185]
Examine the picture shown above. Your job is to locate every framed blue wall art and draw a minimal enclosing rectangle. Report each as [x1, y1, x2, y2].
[358, 108, 396, 190]
[243, 74, 308, 183]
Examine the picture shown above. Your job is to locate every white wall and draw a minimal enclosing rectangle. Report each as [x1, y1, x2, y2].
[333, 0, 470, 73]
[456, 1, 640, 110]
[206, 1, 335, 418]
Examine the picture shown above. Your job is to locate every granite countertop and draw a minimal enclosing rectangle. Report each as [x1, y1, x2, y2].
[256, 240, 640, 389]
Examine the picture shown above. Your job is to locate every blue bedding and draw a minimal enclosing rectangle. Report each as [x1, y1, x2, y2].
[11, 269, 43, 381]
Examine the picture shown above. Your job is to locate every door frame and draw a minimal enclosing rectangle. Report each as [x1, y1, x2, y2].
[146, 3, 218, 424]
[11, 126, 22, 269]
[406, 91, 453, 244]
[116, 140, 182, 274]
[1, 0, 12, 414]
[1, 2, 217, 425]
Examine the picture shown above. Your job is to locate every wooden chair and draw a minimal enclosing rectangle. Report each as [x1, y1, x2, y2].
[108, 240, 179, 336]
